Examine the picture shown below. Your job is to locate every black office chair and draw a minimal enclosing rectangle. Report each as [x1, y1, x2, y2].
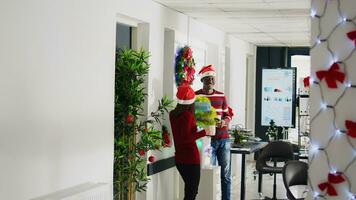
[282, 160, 308, 200]
[256, 140, 294, 200]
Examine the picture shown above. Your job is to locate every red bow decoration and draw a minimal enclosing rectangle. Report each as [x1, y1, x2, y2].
[318, 172, 345, 196]
[347, 30, 356, 46]
[318, 182, 338, 196]
[328, 172, 345, 183]
[183, 47, 192, 59]
[316, 63, 345, 88]
[303, 76, 310, 87]
[345, 120, 356, 138]
[183, 65, 195, 84]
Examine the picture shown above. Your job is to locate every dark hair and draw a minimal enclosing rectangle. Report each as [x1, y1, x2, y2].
[170, 103, 194, 117]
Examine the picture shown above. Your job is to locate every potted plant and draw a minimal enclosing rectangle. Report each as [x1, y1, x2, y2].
[194, 96, 217, 135]
[193, 96, 217, 167]
[231, 127, 250, 146]
[114, 48, 173, 200]
[266, 119, 279, 141]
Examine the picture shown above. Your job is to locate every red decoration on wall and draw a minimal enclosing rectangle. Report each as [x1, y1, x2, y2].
[175, 46, 196, 86]
[125, 114, 134, 124]
[183, 47, 193, 60]
[345, 120, 356, 138]
[162, 132, 171, 147]
[328, 172, 345, 183]
[148, 155, 155, 162]
[183, 65, 195, 84]
[161, 125, 171, 147]
[138, 149, 145, 156]
[303, 76, 310, 87]
[347, 30, 356, 46]
[316, 63, 345, 88]
[318, 182, 338, 196]
[318, 172, 345, 196]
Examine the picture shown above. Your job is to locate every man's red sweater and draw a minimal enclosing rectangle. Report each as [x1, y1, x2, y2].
[169, 111, 206, 164]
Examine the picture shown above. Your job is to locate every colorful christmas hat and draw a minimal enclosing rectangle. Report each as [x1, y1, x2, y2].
[176, 84, 196, 105]
[199, 65, 216, 79]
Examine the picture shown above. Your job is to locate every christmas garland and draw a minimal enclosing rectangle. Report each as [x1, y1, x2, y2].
[175, 46, 195, 86]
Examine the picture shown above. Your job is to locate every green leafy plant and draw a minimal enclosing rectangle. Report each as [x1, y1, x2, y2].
[231, 125, 250, 145]
[266, 119, 279, 141]
[194, 96, 217, 128]
[114, 48, 174, 200]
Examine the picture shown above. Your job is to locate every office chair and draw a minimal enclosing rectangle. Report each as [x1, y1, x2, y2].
[256, 140, 294, 200]
[282, 160, 308, 200]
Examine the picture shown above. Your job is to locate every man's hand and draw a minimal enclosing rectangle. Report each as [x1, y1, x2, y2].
[216, 120, 227, 128]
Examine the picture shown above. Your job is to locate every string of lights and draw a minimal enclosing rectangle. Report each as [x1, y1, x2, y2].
[310, 0, 356, 199]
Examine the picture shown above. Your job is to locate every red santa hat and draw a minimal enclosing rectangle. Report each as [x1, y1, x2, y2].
[176, 84, 196, 105]
[198, 65, 216, 79]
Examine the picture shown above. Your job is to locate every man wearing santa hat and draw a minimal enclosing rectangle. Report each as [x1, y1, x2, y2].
[195, 65, 233, 200]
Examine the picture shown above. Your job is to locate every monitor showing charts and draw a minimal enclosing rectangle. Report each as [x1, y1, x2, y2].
[261, 68, 296, 127]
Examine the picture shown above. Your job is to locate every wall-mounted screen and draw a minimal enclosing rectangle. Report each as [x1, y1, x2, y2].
[261, 68, 296, 127]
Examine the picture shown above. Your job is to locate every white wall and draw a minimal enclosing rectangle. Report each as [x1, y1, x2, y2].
[0, 0, 255, 199]
[309, 0, 356, 199]
[0, 0, 115, 199]
[226, 36, 255, 127]
[292, 55, 311, 94]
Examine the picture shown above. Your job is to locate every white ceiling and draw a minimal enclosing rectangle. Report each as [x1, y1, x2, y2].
[153, 0, 311, 46]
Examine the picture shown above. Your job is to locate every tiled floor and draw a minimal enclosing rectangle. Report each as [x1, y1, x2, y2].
[231, 159, 308, 200]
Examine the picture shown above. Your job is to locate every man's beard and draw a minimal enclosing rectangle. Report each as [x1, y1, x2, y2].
[204, 84, 214, 91]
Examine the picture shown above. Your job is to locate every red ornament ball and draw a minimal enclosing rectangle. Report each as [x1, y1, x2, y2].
[148, 155, 155, 162]
[138, 149, 145, 156]
[125, 114, 134, 124]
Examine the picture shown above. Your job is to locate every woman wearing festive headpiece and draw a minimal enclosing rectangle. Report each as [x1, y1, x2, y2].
[169, 84, 206, 200]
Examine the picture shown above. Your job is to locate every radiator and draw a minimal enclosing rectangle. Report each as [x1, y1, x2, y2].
[31, 182, 111, 200]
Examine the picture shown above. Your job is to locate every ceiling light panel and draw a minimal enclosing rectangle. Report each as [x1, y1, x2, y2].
[152, 0, 311, 46]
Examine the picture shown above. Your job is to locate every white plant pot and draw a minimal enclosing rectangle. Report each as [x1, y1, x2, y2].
[205, 125, 216, 136]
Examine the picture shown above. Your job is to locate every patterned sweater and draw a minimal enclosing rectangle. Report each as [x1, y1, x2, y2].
[195, 89, 232, 139]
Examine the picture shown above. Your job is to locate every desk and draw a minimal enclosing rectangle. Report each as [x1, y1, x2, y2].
[231, 142, 268, 200]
